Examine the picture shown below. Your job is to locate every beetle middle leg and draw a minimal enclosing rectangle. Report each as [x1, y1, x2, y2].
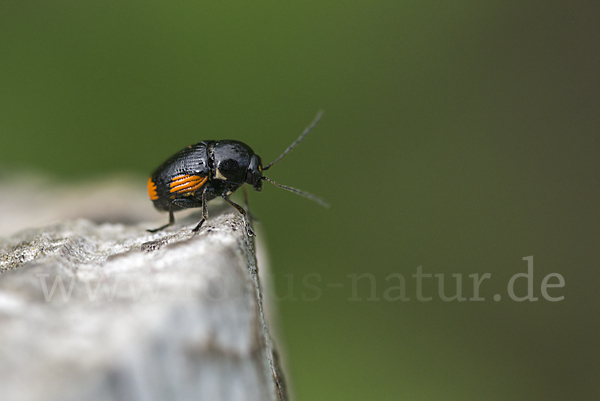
[192, 189, 209, 233]
[222, 191, 256, 237]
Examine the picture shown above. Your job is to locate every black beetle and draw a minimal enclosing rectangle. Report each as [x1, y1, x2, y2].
[147, 111, 328, 234]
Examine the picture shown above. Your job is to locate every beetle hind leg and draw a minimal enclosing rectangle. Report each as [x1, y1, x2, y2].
[147, 207, 175, 233]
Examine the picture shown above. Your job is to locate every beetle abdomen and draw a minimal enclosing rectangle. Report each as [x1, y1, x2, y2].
[148, 141, 213, 210]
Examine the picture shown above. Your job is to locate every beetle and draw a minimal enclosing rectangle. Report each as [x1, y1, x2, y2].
[147, 111, 328, 234]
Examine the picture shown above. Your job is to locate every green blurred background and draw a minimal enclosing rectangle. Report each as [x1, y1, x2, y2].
[1, 1, 598, 399]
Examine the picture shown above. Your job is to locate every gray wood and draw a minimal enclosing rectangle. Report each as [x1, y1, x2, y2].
[0, 198, 287, 401]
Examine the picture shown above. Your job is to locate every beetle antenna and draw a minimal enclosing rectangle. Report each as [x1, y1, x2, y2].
[262, 176, 329, 208]
[263, 110, 324, 171]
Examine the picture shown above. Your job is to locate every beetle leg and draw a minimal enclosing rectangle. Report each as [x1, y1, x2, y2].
[222, 191, 256, 237]
[242, 186, 259, 224]
[192, 189, 209, 232]
[147, 206, 175, 233]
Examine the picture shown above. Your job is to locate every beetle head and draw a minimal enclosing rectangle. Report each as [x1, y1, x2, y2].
[245, 154, 263, 191]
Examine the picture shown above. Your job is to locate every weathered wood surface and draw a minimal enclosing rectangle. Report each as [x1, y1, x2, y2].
[0, 178, 287, 401]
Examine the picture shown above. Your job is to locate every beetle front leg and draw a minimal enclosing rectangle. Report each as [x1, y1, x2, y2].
[242, 186, 259, 224]
[222, 191, 256, 237]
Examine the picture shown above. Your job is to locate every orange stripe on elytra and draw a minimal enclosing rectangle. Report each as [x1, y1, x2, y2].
[147, 178, 159, 200]
[184, 179, 206, 193]
[170, 179, 206, 194]
[169, 175, 207, 194]
[170, 179, 201, 192]
[170, 174, 202, 185]
[171, 181, 200, 191]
